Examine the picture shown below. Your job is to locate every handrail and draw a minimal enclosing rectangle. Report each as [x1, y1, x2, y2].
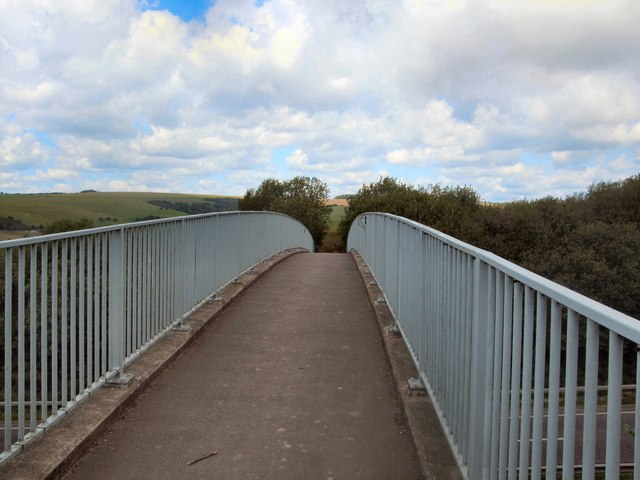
[0, 211, 300, 248]
[348, 212, 640, 480]
[1, 211, 313, 464]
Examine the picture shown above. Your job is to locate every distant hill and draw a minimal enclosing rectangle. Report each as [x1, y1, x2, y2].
[0, 191, 240, 228]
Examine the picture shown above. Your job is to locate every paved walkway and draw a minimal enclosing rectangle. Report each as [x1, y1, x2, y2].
[64, 253, 423, 480]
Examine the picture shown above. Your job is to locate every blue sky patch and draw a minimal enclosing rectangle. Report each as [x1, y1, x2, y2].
[271, 146, 296, 175]
[28, 129, 57, 148]
[134, 119, 153, 135]
[142, 0, 215, 22]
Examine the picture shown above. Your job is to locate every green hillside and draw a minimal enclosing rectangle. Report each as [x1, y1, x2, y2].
[0, 192, 238, 228]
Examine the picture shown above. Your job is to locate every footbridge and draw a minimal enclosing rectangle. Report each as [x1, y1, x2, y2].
[1, 212, 639, 479]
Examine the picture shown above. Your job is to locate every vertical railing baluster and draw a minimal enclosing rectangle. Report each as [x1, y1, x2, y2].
[462, 254, 473, 463]
[531, 293, 547, 480]
[135, 229, 142, 349]
[93, 235, 100, 382]
[468, 256, 489, 480]
[490, 270, 503, 479]
[562, 309, 579, 478]
[178, 219, 185, 320]
[162, 224, 168, 330]
[157, 225, 163, 332]
[40, 244, 48, 424]
[123, 229, 136, 358]
[101, 235, 107, 376]
[453, 249, 463, 444]
[150, 227, 157, 337]
[4, 248, 13, 450]
[70, 238, 77, 401]
[605, 332, 623, 480]
[518, 286, 535, 479]
[87, 237, 93, 387]
[51, 242, 58, 416]
[507, 282, 523, 480]
[545, 301, 562, 477]
[144, 228, 150, 344]
[582, 319, 599, 480]
[29, 244, 37, 432]
[498, 276, 513, 480]
[108, 229, 125, 378]
[79, 238, 85, 393]
[17, 247, 25, 440]
[61, 240, 68, 407]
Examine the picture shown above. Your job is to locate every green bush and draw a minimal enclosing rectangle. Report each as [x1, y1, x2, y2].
[42, 218, 95, 234]
[239, 176, 332, 247]
[339, 177, 481, 243]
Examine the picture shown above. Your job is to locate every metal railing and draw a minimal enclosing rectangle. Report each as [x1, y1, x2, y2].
[1, 211, 313, 463]
[348, 212, 640, 480]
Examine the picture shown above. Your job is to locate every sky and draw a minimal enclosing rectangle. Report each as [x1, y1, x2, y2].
[1, 0, 639, 200]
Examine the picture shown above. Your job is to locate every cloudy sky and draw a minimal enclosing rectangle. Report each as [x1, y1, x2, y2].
[1, 0, 639, 200]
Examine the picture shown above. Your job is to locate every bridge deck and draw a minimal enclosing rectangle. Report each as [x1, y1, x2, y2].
[62, 253, 424, 479]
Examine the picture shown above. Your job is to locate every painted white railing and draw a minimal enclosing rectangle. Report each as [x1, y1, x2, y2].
[1, 212, 313, 463]
[348, 212, 640, 480]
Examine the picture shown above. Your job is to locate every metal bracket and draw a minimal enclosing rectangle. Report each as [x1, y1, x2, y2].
[386, 324, 401, 336]
[171, 323, 191, 333]
[408, 377, 426, 393]
[376, 297, 387, 304]
[107, 372, 134, 386]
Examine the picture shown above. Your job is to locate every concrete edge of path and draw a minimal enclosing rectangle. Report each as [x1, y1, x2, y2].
[0, 249, 308, 480]
[350, 251, 464, 480]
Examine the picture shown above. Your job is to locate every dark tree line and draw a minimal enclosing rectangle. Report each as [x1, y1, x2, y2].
[147, 197, 238, 215]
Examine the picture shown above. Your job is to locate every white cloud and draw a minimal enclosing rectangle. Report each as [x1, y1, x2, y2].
[32, 168, 79, 180]
[577, 122, 640, 147]
[1, 133, 50, 167]
[0, 0, 639, 201]
[286, 148, 369, 172]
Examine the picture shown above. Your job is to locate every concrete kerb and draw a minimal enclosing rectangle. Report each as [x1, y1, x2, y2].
[0, 248, 308, 480]
[349, 251, 464, 480]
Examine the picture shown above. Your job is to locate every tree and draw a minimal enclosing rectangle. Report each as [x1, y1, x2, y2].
[338, 177, 481, 243]
[239, 176, 332, 247]
[582, 174, 640, 226]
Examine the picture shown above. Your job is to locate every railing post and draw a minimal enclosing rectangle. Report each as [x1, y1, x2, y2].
[4, 249, 13, 452]
[108, 228, 132, 384]
[171, 218, 190, 332]
[468, 256, 489, 480]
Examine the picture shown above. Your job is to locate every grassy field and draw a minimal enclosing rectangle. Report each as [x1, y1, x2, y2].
[0, 191, 237, 228]
[328, 205, 345, 233]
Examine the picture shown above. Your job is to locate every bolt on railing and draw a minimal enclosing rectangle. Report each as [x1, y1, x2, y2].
[0, 211, 313, 464]
[348, 212, 640, 480]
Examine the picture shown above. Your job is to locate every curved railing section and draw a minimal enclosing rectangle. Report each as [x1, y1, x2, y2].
[348, 212, 640, 480]
[1, 211, 313, 463]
